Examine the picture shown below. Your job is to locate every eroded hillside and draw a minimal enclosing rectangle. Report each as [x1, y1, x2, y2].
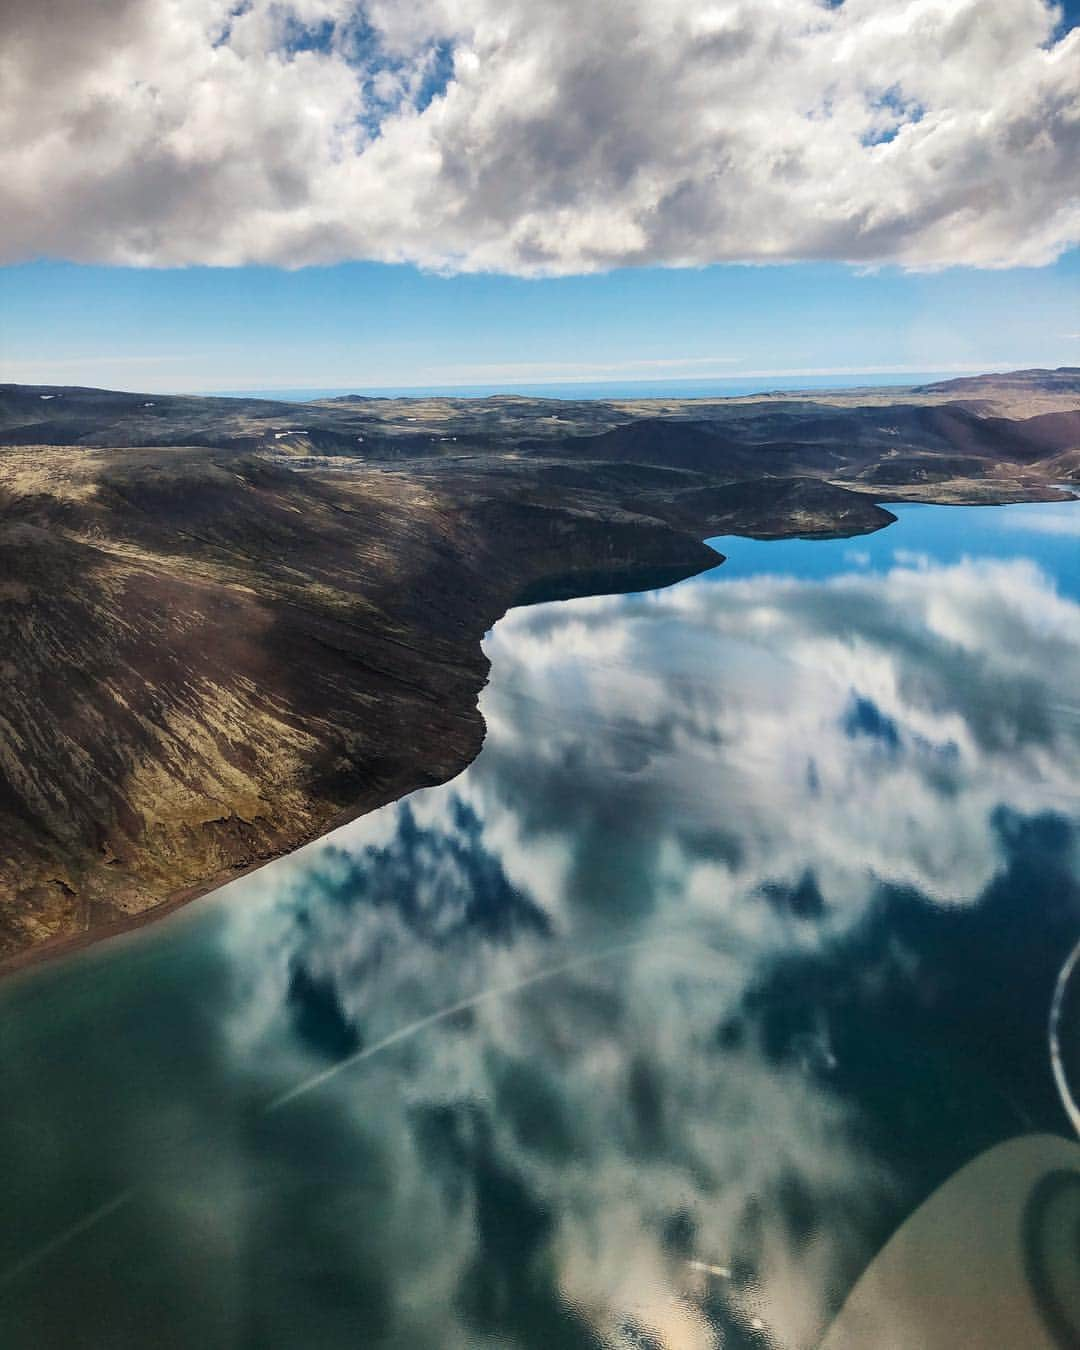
[1, 369, 1076, 965]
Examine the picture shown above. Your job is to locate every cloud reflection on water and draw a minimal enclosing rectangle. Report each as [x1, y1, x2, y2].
[216, 546, 1079, 1348]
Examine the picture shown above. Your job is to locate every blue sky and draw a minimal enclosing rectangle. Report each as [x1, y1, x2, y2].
[3, 249, 1078, 395]
[2, 0, 1077, 395]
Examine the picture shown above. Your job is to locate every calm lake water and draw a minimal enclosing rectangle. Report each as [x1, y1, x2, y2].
[1, 502, 1078, 1348]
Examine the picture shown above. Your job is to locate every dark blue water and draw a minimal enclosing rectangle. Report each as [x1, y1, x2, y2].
[1, 502, 1077, 1348]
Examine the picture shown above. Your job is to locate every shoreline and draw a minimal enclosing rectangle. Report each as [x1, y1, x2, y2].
[0, 763, 475, 983]
[2, 368, 1076, 974]
[0, 548, 726, 982]
[3, 483, 1076, 983]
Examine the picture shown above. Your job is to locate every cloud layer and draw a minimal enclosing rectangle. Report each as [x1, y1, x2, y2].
[2, 0, 1078, 272]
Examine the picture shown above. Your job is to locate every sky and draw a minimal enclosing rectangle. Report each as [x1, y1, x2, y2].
[1, 0, 1078, 394]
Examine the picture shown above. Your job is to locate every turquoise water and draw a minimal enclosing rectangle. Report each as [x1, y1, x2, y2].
[1, 502, 1078, 1348]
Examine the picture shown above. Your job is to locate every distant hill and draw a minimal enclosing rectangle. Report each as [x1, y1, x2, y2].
[912, 367, 1080, 397]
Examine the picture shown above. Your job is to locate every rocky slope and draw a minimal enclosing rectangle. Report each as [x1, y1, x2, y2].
[0, 369, 1075, 966]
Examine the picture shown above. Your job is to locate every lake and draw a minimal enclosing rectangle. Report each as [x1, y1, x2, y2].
[1, 501, 1078, 1348]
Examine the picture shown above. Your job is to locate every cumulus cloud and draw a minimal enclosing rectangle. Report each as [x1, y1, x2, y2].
[5, 537, 1077, 1347]
[204, 546, 1080, 1347]
[1, 0, 1078, 272]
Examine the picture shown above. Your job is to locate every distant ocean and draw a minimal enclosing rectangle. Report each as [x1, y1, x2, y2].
[213, 372, 971, 403]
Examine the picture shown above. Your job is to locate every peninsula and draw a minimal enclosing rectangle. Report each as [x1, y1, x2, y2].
[1, 368, 1077, 967]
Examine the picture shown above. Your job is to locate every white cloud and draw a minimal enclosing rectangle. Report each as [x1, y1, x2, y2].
[207, 546, 1080, 1347]
[996, 505, 1080, 534]
[0, 0, 1077, 273]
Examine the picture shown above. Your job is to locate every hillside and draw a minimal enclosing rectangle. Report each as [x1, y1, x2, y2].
[0, 370, 1076, 966]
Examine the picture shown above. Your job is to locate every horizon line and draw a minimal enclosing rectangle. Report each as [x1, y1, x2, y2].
[196, 360, 1069, 396]
[6, 360, 1078, 402]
